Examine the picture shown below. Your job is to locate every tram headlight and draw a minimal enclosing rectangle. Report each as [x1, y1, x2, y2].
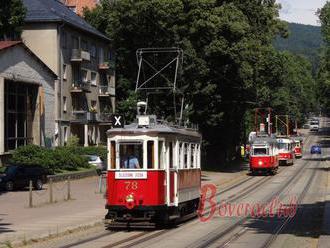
[258, 161, 263, 166]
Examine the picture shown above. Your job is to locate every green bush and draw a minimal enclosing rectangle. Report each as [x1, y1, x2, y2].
[67, 135, 80, 147]
[74, 146, 107, 162]
[10, 144, 89, 174]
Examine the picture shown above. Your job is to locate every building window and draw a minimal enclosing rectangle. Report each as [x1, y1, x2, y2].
[61, 32, 67, 49]
[63, 96, 67, 112]
[99, 47, 104, 63]
[82, 70, 88, 82]
[91, 44, 97, 58]
[72, 36, 79, 49]
[91, 100, 97, 112]
[5, 81, 37, 151]
[64, 126, 68, 145]
[72, 95, 87, 112]
[68, 6, 76, 13]
[63, 64, 67, 80]
[81, 40, 88, 52]
[91, 72, 97, 85]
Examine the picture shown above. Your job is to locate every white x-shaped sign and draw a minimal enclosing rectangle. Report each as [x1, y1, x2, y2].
[114, 116, 122, 126]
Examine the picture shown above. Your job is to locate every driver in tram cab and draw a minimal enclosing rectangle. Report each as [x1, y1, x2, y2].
[122, 146, 140, 169]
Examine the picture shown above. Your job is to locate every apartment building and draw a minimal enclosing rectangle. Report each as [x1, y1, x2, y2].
[22, 0, 115, 146]
[61, 0, 99, 15]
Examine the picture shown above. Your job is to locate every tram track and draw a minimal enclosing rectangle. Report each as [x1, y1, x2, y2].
[188, 158, 311, 248]
[200, 128, 318, 248]
[260, 161, 319, 248]
[57, 134, 312, 248]
[214, 160, 319, 248]
[112, 165, 296, 248]
[99, 155, 308, 248]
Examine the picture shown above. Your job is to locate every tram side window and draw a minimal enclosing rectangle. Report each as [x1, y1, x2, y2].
[119, 143, 143, 169]
[110, 141, 116, 169]
[169, 142, 173, 168]
[191, 144, 195, 168]
[184, 143, 188, 168]
[147, 141, 154, 169]
[179, 142, 184, 169]
[159, 141, 165, 169]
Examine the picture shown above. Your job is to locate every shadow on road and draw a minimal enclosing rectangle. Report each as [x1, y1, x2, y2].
[242, 201, 327, 238]
[0, 218, 14, 234]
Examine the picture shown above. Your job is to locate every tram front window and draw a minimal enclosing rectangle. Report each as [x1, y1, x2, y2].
[278, 143, 288, 151]
[120, 143, 143, 169]
[253, 148, 268, 156]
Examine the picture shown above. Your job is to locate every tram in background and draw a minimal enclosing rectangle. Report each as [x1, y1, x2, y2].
[105, 105, 202, 227]
[292, 136, 303, 158]
[249, 135, 279, 175]
[276, 137, 295, 165]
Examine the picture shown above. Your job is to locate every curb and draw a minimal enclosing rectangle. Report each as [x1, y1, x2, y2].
[47, 169, 99, 183]
[0, 220, 104, 248]
[318, 160, 330, 248]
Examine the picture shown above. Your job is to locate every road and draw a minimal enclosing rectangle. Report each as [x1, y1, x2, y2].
[13, 118, 330, 248]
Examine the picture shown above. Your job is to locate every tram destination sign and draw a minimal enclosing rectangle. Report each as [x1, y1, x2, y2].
[115, 171, 147, 179]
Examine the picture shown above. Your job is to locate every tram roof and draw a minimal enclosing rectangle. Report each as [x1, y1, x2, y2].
[251, 136, 277, 145]
[107, 123, 202, 139]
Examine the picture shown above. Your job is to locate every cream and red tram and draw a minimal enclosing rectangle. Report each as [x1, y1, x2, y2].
[249, 136, 279, 175]
[276, 137, 295, 165]
[105, 117, 202, 227]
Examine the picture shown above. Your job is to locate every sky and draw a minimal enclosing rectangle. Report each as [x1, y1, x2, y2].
[277, 0, 328, 26]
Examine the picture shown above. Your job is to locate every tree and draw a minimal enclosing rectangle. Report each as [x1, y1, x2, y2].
[0, 0, 26, 40]
[317, 3, 330, 114]
[84, 0, 316, 166]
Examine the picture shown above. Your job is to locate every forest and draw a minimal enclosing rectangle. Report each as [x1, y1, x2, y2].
[274, 22, 322, 73]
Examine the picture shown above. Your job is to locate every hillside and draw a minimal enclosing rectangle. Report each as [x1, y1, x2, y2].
[274, 23, 322, 72]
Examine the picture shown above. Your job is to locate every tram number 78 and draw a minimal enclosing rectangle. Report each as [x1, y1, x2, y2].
[124, 181, 138, 190]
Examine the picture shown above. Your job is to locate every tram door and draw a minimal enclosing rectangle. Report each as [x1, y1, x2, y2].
[167, 141, 176, 205]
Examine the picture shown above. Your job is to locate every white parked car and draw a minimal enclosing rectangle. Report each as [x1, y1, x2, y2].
[83, 155, 105, 172]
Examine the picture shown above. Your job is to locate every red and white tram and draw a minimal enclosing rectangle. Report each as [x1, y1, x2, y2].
[105, 115, 202, 227]
[276, 137, 295, 165]
[249, 136, 279, 175]
[293, 137, 303, 158]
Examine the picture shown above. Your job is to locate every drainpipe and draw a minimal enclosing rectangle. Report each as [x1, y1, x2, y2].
[57, 22, 65, 146]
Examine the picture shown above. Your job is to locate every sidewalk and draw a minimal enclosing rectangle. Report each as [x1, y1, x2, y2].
[0, 166, 249, 247]
[0, 176, 106, 247]
[317, 119, 330, 248]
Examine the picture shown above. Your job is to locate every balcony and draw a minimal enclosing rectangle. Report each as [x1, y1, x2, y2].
[71, 49, 91, 62]
[98, 60, 115, 70]
[71, 81, 91, 93]
[99, 112, 112, 123]
[98, 85, 115, 97]
[71, 111, 98, 123]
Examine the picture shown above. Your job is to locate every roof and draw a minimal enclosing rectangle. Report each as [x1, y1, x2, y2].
[0, 41, 57, 78]
[23, 0, 110, 41]
[107, 123, 202, 140]
[251, 136, 277, 145]
[0, 41, 22, 50]
[276, 137, 294, 143]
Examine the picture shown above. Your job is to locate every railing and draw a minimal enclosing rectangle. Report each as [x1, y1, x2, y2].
[71, 111, 98, 122]
[98, 60, 115, 70]
[99, 113, 112, 122]
[71, 81, 91, 92]
[71, 49, 91, 62]
[99, 85, 115, 96]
